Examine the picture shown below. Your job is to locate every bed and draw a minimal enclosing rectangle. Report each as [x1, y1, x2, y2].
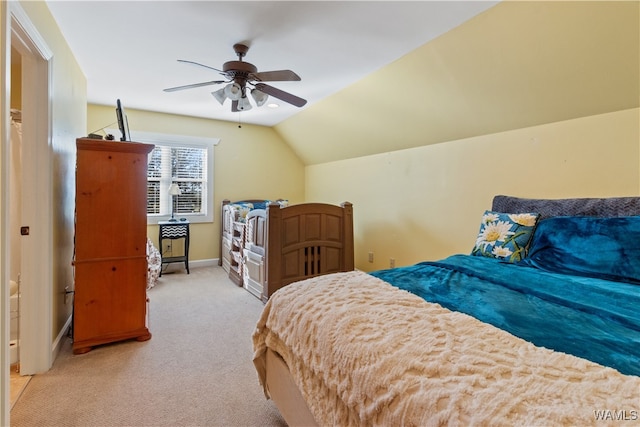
[220, 199, 354, 301]
[253, 195, 640, 426]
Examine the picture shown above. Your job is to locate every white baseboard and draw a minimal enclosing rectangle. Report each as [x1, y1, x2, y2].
[52, 314, 72, 362]
[161, 258, 220, 274]
[191, 258, 218, 268]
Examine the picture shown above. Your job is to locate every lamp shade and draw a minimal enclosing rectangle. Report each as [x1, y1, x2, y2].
[224, 83, 242, 100]
[168, 183, 182, 196]
[212, 88, 227, 105]
[237, 96, 253, 111]
[251, 88, 268, 107]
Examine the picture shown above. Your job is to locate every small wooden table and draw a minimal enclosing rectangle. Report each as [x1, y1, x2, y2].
[158, 220, 190, 276]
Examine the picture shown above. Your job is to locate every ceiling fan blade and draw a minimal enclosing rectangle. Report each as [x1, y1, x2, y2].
[254, 83, 307, 107]
[163, 80, 226, 92]
[250, 70, 301, 82]
[177, 59, 225, 74]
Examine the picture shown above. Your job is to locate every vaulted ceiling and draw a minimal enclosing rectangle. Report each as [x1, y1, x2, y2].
[46, 1, 639, 166]
[274, 1, 639, 164]
[45, 1, 497, 126]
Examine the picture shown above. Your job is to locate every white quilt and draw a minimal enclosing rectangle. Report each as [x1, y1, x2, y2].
[253, 270, 640, 426]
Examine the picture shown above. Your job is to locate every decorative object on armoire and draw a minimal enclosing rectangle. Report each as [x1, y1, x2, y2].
[168, 182, 181, 222]
[73, 138, 153, 354]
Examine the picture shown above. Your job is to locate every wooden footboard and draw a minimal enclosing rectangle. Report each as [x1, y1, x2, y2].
[262, 202, 354, 302]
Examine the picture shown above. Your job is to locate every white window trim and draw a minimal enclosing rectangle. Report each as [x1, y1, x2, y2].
[108, 129, 219, 225]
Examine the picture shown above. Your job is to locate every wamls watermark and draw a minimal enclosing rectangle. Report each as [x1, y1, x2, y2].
[593, 409, 638, 421]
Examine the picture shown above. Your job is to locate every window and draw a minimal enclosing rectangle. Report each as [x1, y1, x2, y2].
[147, 145, 206, 217]
[120, 130, 219, 224]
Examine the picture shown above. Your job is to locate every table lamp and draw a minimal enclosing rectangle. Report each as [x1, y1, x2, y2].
[168, 183, 181, 222]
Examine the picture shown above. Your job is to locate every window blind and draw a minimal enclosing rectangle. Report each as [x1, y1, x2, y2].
[147, 145, 207, 216]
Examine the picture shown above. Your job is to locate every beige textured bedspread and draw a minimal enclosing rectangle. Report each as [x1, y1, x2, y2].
[252, 271, 640, 426]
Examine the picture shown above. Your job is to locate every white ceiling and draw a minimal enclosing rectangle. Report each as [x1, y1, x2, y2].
[45, 1, 498, 127]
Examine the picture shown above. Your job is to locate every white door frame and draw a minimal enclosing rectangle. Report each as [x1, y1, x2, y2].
[10, 1, 54, 376]
[1, 1, 53, 424]
[1, 2, 10, 425]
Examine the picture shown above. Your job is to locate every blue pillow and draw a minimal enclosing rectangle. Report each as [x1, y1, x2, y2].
[520, 215, 640, 284]
[471, 211, 540, 262]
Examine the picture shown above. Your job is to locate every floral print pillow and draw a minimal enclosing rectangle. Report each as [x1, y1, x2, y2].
[471, 210, 540, 262]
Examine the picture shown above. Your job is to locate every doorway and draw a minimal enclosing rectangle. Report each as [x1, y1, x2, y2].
[7, 0, 54, 376]
[2, 5, 54, 425]
[8, 47, 27, 407]
[8, 46, 23, 373]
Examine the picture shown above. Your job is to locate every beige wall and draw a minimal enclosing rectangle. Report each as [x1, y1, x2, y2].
[306, 108, 640, 272]
[87, 105, 640, 270]
[87, 105, 306, 262]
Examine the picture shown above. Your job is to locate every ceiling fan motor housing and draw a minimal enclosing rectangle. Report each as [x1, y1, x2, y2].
[223, 61, 257, 91]
[223, 60, 258, 75]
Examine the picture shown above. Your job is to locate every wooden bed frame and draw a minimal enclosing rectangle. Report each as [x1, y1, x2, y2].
[219, 200, 354, 302]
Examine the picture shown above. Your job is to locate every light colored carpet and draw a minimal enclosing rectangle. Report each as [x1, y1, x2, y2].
[10, 266, 287, 427]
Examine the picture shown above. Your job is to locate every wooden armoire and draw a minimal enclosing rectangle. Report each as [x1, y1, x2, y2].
[73, 138, 153, 354]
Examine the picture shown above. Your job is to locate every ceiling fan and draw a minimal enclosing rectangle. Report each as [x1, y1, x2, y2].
[163, 43, 307, 112]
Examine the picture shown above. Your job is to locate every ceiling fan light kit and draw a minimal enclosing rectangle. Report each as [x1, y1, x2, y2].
[212, 88, 227, 105]
[251, 88, 268, 107]
[164, 43, 307, 114]
[237, 97, 252, 111]
[224, 82, 242, 100]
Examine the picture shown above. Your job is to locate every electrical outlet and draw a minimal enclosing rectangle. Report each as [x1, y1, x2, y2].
[368, 251, 374, 263]
[390, 258, 396, 268]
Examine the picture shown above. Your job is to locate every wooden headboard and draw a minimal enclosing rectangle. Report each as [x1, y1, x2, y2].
[254, 202, 354, 302]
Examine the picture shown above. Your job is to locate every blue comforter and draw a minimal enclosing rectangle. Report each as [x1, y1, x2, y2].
[370, 255, 640, 377]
